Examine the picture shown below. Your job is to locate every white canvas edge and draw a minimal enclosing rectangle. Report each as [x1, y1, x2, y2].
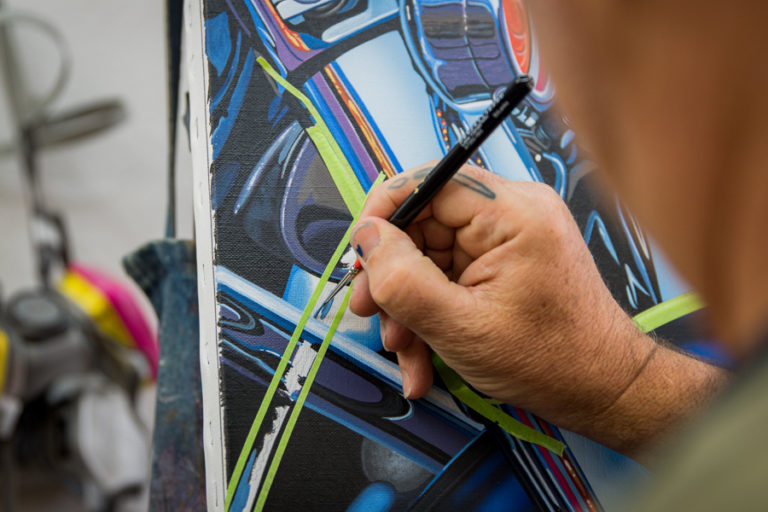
[184, 0, 226, 510]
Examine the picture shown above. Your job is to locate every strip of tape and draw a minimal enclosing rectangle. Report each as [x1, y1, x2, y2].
[434, 292, 707, 455]
[633, 291, 704, 334]
[257, 56, 365, 215]
[254, 287, 353, 511]
[225, 173, 384, 510]
[224, 236, 344, 509]
[432, 353, 566, 455]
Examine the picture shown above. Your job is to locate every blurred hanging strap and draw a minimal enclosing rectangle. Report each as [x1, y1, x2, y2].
[165, 0, 184, 238]
[123, 240, 206, 510]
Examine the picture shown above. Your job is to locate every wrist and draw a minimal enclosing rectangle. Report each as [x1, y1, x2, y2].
[586, 339, 729, 460]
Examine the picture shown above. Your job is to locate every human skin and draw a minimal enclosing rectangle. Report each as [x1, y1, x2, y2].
[523, 0, 768, 350]
[349, 164, 727, 459]
[349, 0, 768, 458]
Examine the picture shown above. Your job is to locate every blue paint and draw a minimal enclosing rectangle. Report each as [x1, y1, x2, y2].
[583, 211, 619, 264]
[269, 103, 289, 127]
[303, 394, 445, 473]
[323, 1, 398, 44]
[398, 3, 485, 114]
[211, 161, 240, 211]
[255, 23, 274, 48]
[234, 121, 303, 215]
[346, 482, 395, 512]
[221, 338, 282, 375]
[335, 31, 444, 171]
[211, 49, 255, 161]
[615, 205, 659, 305]
[298, 32, 325, 50]
[414, 431, 537, 511]
[541, 152, 568, 198]
[301, 79, 373, 189]
[282, 265, 383, 351]
[566, 143, 578, 165]
[230, 449, 257, 511]
[328, 62, 404, 176]
[681, 340, 732, 368]
[255, 26, 287, 78]
[499, 118, 544, 183]
[560, 129, 575, 149]
[210, 32, 242, 111]
[287, 13, 305, 25]
[267, 95, 283, 122]
[355, 244, 364, 258]
[649, 238, 691, 301]
[205, 12, 231, 77]
[315, 299, 334, 320]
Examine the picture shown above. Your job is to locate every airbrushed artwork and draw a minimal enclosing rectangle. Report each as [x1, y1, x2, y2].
[194, 1, 680, 510]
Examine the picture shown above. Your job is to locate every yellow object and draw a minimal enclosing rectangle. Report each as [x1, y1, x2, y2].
[633, 292, 705, 334]
[0, 329, 9, 395]
[58, 271, 135, 349]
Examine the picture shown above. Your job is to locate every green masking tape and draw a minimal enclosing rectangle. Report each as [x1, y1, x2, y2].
[223, 224, 349, 509]
[633, 291, 704, 334]
[225, 174, 384, 510]
[432, 291, 707, 456]
[432, 353, 566, 455]
[254, 287, 353, 511]
[257, 56, 365, 215]
[234, 55, 708, 489]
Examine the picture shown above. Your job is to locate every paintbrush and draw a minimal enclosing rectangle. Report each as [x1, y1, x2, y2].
[316, 75, 533, 318]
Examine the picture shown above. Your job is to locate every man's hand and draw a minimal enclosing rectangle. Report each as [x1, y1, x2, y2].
[349, 164, 728, 458]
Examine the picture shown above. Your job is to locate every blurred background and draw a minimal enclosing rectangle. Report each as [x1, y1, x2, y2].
[0, 0, 170, 293]
[0, 1, 187, 510]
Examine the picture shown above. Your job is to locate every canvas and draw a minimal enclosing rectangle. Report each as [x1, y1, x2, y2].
[185, 1, 703, 510]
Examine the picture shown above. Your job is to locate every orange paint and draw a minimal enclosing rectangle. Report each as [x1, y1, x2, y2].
[263, 1, 310, 52]
[324, 66, 396, 178]
[501, 0, 531, 74]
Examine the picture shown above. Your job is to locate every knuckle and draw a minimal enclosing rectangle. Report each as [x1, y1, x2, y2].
[460, 163, 494, 183]
[529, 183, 570, 223]
[368, 182, 388, 203]
[530, 181, 562, 206]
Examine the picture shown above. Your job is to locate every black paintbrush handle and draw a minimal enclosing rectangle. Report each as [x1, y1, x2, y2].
[388, 75, 533, 229]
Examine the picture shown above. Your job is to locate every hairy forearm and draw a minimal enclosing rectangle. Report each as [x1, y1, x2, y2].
[584, 339, 729, 462]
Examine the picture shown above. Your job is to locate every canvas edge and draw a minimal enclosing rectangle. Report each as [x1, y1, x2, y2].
[184, 0, 226, 510]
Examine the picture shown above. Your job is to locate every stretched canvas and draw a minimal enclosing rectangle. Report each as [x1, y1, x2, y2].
[185, 1, 700, 510]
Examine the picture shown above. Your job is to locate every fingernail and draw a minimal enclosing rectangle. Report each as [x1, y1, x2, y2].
[401, 368, 411, 398]
[350, 221, 379, 263]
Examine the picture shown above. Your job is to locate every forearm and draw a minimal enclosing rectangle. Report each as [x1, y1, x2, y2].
[584, 339, 729, 462]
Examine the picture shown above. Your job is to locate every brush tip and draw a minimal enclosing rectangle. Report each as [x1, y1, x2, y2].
[314, 298, 334, 320]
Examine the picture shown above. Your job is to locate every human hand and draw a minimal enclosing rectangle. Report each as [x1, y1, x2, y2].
[349, 164, 725, 456]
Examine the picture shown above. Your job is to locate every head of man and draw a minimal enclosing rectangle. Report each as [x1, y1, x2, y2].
[526, 0, 768, 355]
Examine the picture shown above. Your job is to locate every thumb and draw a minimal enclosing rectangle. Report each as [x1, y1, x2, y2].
[350, 217, 471, 339]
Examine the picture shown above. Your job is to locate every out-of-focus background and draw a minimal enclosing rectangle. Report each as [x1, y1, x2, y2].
[0, 0, 191, 295]
[0, 1, 189, 510]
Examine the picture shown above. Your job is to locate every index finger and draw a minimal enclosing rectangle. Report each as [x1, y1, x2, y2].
[360, 162, 505, 230]
[359, 162, 439, 221]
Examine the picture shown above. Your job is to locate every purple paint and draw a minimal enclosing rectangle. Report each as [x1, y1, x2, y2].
[224, 0, 252, 37]
[252, 1, 321, 71]
[395, 401, 471, 456]
[222, 326, 287, 352]
[309, 74, 380, 182]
